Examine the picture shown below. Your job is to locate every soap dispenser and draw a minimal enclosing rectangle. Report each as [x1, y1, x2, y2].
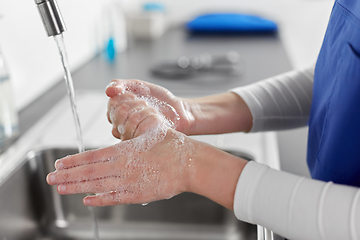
[0, 47, 19, 149]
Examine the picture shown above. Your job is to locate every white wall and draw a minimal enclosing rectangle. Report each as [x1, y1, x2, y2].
[0, 0, 113, 110]
[0, 0, 334, 111]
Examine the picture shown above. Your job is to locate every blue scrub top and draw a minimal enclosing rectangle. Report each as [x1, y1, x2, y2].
[308, 0, 360, 187]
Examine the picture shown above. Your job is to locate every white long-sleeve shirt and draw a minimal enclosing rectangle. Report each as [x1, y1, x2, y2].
[230, 67, 360, 240]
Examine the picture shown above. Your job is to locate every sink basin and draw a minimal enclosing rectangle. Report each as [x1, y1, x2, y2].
[0, 92, 285, 240]
[0, 148, 257, 240]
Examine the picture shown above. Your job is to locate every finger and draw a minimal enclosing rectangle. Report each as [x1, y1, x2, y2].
[108, 101, 146, 138]
[53, 146, 116, 170]
[108, 99, 148, 126]
[112, 127, 121, 139]
[56, 174, 127, 195]
[121, 107, 158, 141]
[106, 80, 123, 97]
[133, 114, 165, 139]
[47, 159, 124, 185]
[83, 189, 155, 206]
[83, 194, 124, 207]
[106, 79, 150, 97]
[107, 92, 137, 123]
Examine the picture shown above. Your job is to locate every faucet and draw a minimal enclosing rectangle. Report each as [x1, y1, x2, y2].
[35, 0, 66, 37]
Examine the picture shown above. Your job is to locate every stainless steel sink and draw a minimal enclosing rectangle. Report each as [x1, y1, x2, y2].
[0, 148, 257, 240]
[0, 92, 285, 240]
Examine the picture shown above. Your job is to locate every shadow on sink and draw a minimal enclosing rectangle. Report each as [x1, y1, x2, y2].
[0, 148, 257, 240]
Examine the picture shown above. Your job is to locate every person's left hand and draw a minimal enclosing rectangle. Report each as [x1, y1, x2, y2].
[46, 126, 197, 207]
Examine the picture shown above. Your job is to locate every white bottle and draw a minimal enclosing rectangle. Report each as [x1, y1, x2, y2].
[0, 48, 18, 147]
[131, 2, 167, 40]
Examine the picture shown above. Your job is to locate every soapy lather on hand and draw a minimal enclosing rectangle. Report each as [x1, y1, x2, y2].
[106, 79, 193, 140]
[46, 79, 249, 209]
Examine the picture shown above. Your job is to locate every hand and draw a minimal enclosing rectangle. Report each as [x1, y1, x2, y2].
[47, 127, 196, 206]
[46, 125, 248, 208]
[106, 79, 194, 140]
[106, 79, 253, 139]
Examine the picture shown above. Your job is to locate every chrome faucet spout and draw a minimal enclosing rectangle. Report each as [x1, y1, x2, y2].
[35, 0, 66, 37]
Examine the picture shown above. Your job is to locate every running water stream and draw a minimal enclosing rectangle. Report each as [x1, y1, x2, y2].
[54, 34, 100, 240]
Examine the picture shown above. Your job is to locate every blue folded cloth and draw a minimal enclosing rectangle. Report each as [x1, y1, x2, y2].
[186, 13, 277, 33]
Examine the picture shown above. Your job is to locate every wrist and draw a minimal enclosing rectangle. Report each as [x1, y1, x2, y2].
[175, 98, 197, 136]
[186, 139, 248, 210]
[184, 93, 253, 135]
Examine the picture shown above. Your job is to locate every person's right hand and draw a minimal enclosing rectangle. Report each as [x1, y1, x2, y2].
[106, 79, 194, 141]
[106, 79, 253, 141]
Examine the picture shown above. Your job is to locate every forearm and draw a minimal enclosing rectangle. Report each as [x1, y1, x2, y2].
[183, 65, 314, 136]
[235, 162, 360, 240]
[231, 65, 315, 132]
[184, 92, 253, 135]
